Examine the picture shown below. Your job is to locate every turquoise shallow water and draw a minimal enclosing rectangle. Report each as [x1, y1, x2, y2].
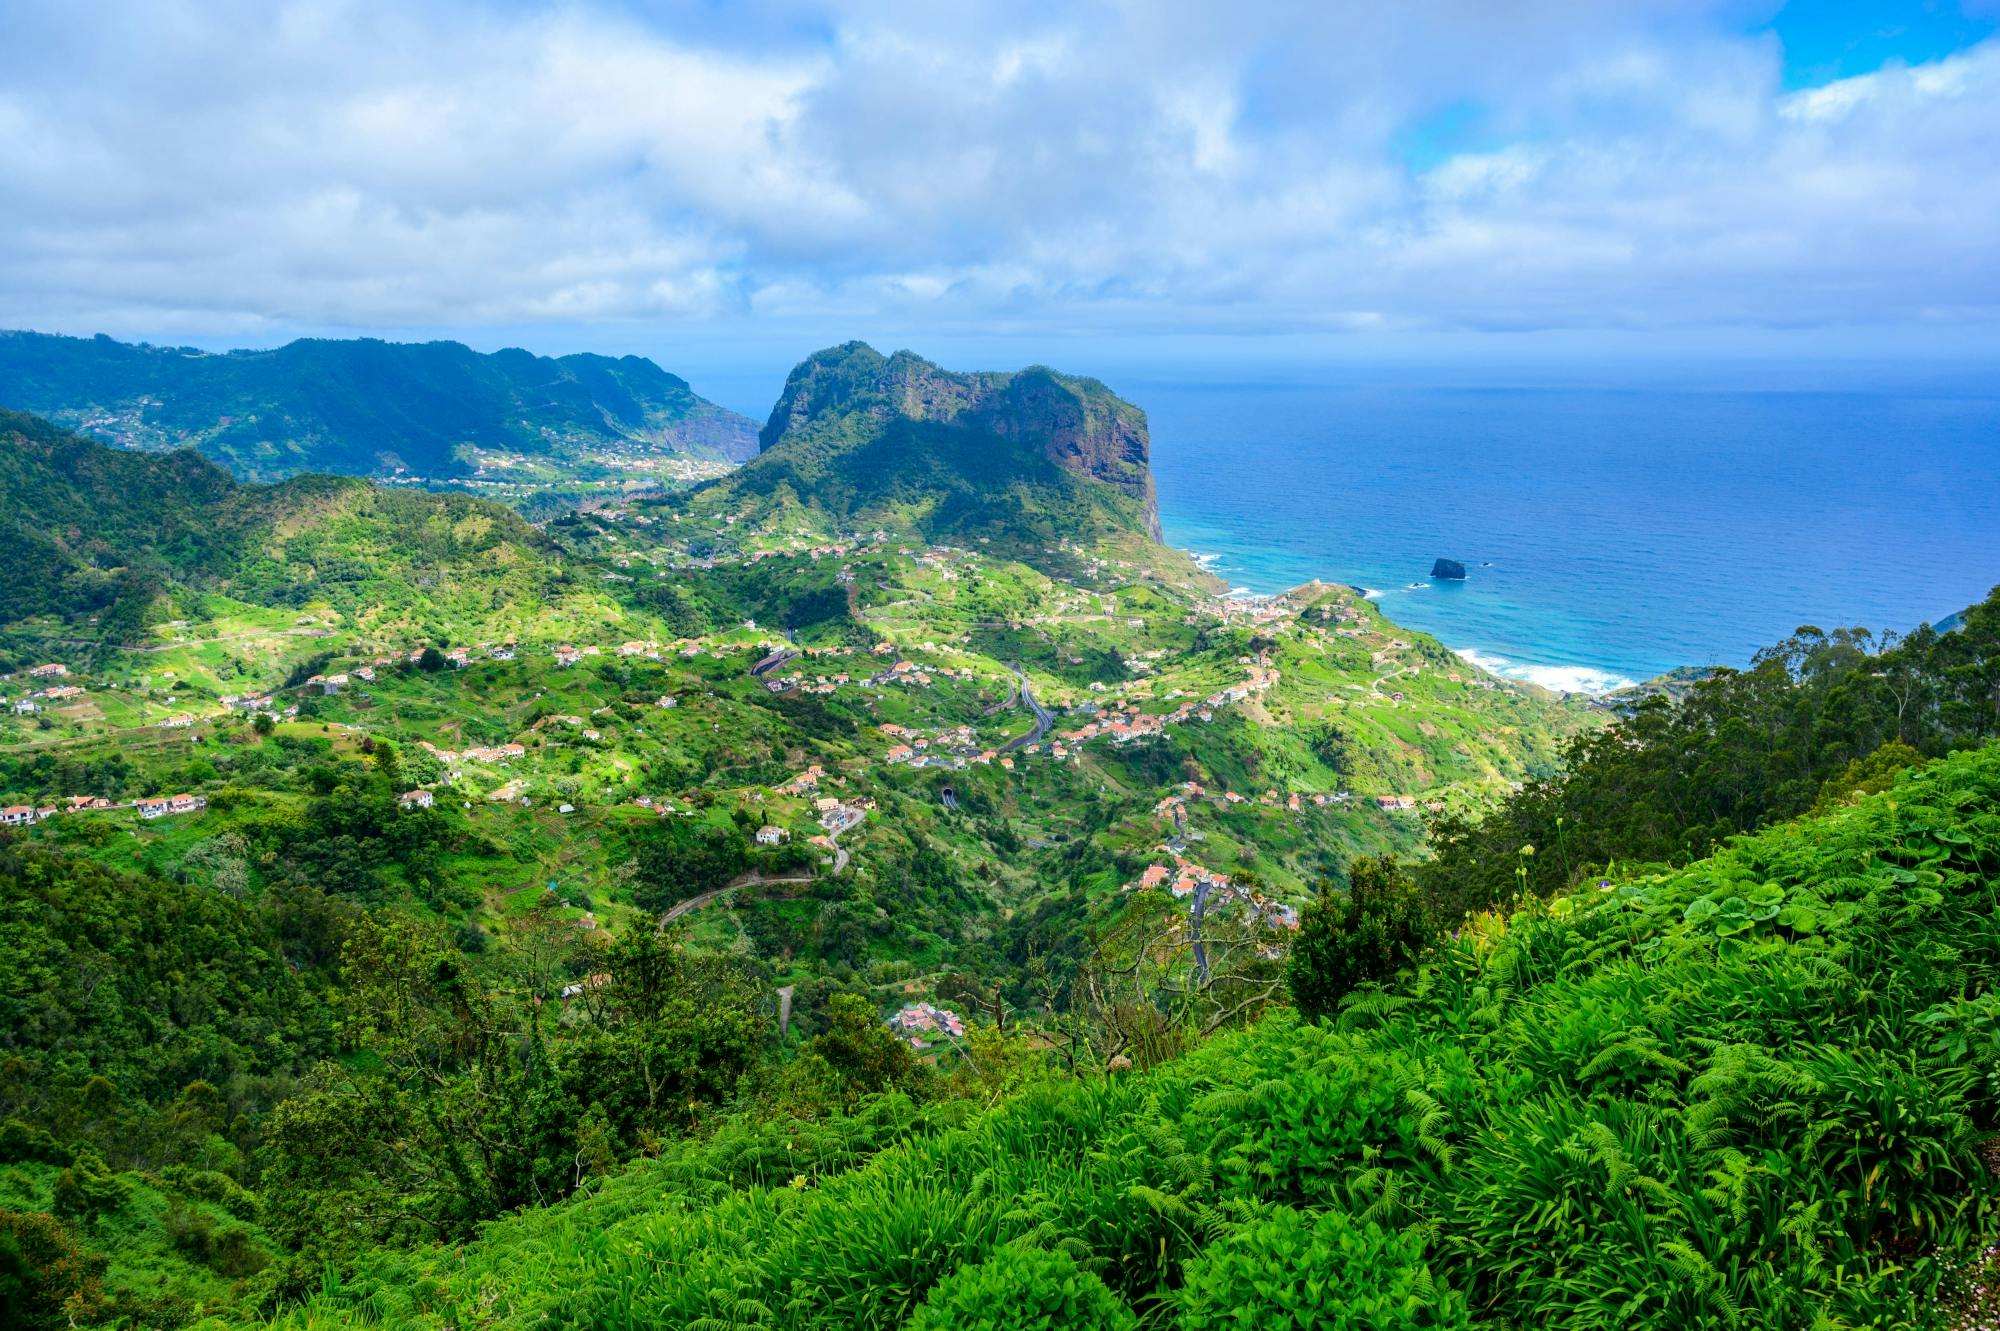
[1132, 363, 2000, 691]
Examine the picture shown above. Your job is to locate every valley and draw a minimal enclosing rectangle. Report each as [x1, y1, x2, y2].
[0, 344, 1994, 1330]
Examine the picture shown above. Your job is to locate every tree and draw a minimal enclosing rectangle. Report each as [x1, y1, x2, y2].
[1287, 858, 1433, 1021]
[0, 1210, 103, 1331]
[50, 1147, 128, 1225]
[798, 994, 921, 1109]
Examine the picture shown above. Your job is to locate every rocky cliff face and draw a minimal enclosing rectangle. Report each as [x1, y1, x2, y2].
[756, 343, 1162, 541]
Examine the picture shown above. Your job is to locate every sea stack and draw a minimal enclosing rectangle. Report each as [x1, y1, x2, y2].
[1431, 558, 1467, 580]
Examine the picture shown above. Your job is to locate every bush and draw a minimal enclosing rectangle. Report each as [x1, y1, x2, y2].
[0, 1120, 65, 1165]
[1286, 857, 1433, 1019]
[1178, 1206, 1467, 1330]
[0, 1209, 102, 1331]
[159, 1165, 261, 1222]
[904, 1246, 1134, 1331]
[164, 1201, 270, 1278]
[50, 1149, 127, 1225]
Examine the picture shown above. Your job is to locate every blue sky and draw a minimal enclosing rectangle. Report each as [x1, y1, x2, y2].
[1, 0, 1996, 394]
[1763, 0, 1997, 83]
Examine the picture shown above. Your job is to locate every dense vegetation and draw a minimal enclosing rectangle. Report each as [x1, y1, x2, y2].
[1423, 589, 2000, 916]
[0, 330, 758, 480]
[3, 365, 1995, 1330]
[235, 743, 2000, 1330]
[0, 407, 624, 642]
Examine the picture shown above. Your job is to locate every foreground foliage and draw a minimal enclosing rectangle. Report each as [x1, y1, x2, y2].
[1424, 591, 2000, 915]
[248, 742, 2000, 1329]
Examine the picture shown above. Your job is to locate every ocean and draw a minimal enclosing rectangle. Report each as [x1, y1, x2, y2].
[1129, 362, 2000, 692]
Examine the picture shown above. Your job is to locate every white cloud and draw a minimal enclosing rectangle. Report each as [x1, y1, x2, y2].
[0, 0, 1996, 344]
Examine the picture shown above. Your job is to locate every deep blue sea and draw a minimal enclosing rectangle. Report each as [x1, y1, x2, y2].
[1127, 363, 2000, 692]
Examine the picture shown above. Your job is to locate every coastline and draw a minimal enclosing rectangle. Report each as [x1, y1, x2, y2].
[1181, 544, 1639, 696]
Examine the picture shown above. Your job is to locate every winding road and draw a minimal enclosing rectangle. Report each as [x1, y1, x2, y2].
[657, 817, 857, 929]
[998, 663, 1054, 754]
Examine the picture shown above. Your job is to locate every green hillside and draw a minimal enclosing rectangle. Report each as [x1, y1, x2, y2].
[0, 330, 759, 482]
[2, 367, 1992, 1329]
[695, 343, 1162, 552]
[0, 408, 648, 644]
[213, 741, 2000, 1330]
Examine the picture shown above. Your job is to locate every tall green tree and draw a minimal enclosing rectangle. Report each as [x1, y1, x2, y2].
[1286, 857, 1432, 1021]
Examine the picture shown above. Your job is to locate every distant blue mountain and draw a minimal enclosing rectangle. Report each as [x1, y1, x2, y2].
[0, 330, 758, 482]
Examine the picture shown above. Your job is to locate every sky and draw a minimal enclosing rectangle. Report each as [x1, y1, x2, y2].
[2, 0, 1998, 405]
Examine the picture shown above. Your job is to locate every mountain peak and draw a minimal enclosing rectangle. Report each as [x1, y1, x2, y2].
[746, 344, 1161, 543]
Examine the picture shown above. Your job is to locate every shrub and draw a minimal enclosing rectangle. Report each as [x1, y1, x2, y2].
[159, 1165, 261, 1222]
[0, 1120, 64, 1165]
[50, 1149, 127, 1225]
[1286, 857, 1433, 1019]
[903, 1246, 1134, 1331]
[164, 1201, 270, 1278]
[1178, 1205, 1467, 1330]
[0, 1209, 103, 1331]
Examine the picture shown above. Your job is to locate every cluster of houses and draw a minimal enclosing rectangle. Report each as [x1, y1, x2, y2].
[417, 739, 527, 766]
[138, 793, 208, 819]
[7, 683, 85, 716]
[778, 765, 827, 796]
[1051, 661, 1279, 757]
[1125, 854, 1301, 932]
[879, 724, 994, 770]
[752, 643, 979, 700]
[2, 790, 208, 828]
[3, 664, 82, 717]
[887, 1002, 965, 1051]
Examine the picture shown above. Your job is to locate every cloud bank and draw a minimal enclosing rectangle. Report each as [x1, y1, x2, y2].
[1, 0, 1996, 344]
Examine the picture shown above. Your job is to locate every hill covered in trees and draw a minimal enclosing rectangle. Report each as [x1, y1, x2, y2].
[0, 330, 759, 482]
[89, 738, 1995, 1331]
[1420, 593, 2000, 917]
[1, 356, 1995, 1328]
[0, 409, 641, 645]
[693, 343, 1162, 551]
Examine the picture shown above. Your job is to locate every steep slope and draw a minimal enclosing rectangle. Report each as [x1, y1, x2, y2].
[0, 407, 251, 622]
[0, 330, 759, 480]
[0, 408, 587, 635]
[248, 742, 2000, 1330]
[700, 342, 1161, 546]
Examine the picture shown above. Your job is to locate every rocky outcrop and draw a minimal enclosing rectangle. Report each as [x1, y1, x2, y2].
[754, 343, 1162, 541]
[1431, 558, 1467, 580]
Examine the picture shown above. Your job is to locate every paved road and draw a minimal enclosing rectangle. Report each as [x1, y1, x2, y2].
[1190, 879, 1213, 985]
[657, 869, 814, 927]
[825, 821, 853, 875]
[998, 664, 1054, 754]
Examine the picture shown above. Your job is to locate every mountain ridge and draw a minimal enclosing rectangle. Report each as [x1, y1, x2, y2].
[0, 407, 586, 638]
[704, 341, 1162, 547]
[0, 329, 760, 482]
